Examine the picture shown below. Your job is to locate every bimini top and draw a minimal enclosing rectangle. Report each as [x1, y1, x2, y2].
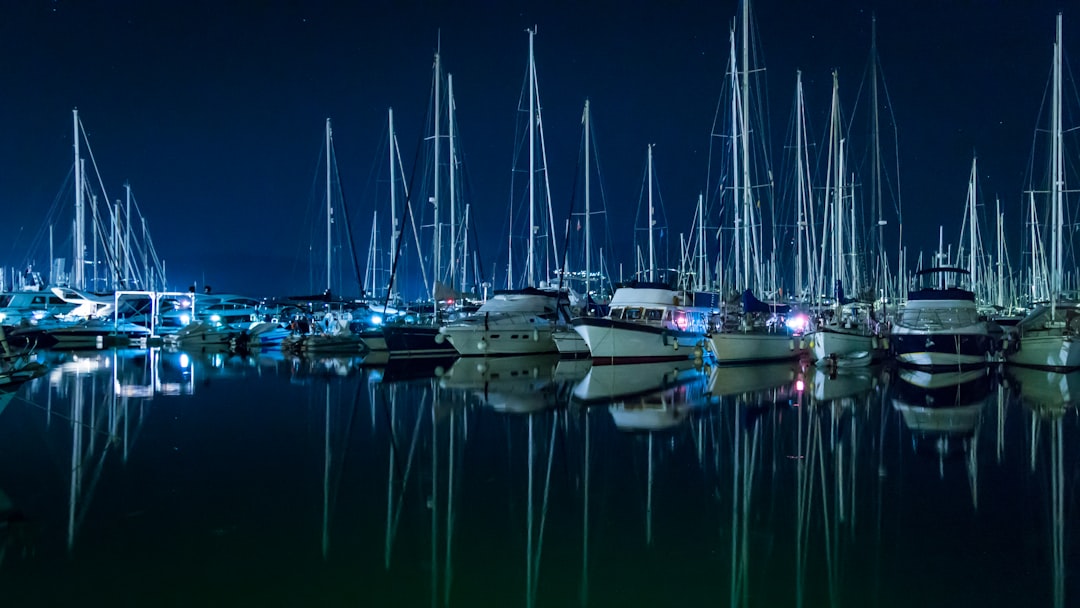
[478, 287, 566, 313]
[915, 267, 970, 276]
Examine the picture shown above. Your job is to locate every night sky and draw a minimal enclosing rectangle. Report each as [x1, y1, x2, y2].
[0, 1, 1072, 299]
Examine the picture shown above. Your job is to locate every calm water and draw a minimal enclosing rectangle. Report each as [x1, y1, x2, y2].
[0, 349, 1075, 607]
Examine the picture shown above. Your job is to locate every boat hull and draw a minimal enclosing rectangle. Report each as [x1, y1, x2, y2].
[890, 333, 994, 369]
[442, 325, 558, 356]
[707, 331, 808, 364]
[1004, 333, 1080, 370]
[809, 327, 886, 361]
[572, 318, 706, 364]
[382, 325, 458, 358]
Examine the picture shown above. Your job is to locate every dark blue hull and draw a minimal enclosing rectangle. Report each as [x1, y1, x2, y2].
[382, 325, 458, 358]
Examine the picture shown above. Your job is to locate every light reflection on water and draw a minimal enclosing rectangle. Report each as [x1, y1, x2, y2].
[0, 349, 1075, 607]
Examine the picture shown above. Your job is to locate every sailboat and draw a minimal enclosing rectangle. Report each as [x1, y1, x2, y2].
[1006, 14, 1080, 370]
[807, 72, 888, 363]
[282, 119, 366, 355]
[380, 49, 464, 359]
[441, 29, 569, 357]
[705, 5, 809, 365]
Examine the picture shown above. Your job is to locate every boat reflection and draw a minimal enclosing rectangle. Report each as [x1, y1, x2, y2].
[892, 367, 993, 511]
[607, 374, 710, 432]
[439, 354, 563, 414]
[808, 365, 878, 404]
[707, 360, 802, 398]
[573, 359, 705, 406]
[1006, 366, 1075, 608]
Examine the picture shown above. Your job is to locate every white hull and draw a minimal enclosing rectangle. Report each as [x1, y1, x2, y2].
[708, 331, 807, 363]
[574, 322, 705, 363]
[553, 329, 590, 356]
[443, 325, 558, 356]
[1005, 333, 1080, 370]
[809, 328, 884, 361]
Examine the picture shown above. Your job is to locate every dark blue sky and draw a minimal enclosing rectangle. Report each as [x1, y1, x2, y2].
[0, 1, 1072, 298]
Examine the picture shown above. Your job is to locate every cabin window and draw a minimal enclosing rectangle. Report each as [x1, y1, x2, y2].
[645, 309, 664, 321]
[32, 296, 45, 305]
[491, 334, 501, 339]
[624, 308, 644, 321]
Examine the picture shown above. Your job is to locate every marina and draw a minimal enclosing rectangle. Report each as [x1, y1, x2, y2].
[0, 349, 1076, 606]
[3, 1, 1080, 605]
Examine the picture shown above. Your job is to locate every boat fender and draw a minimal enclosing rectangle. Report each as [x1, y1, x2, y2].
[532, 329, 539, 342]
[434, 365, 445, 377]
[673, 339, 679, 351]
[660, 330, 669, 346]
[434, 332, 446, 344]
[871, 336, 879, 349]
[477, 339, 488, 351]
[789, 338, 795, 351]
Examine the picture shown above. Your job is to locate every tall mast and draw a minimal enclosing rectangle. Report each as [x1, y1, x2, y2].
[74, 108, 85, 290]
[448, 73, 458, 291]
[461, 204, 470, 290]
[871, 16, 884, 288]
[647, 144, 656, 282]
[996, 197, 1004, 308]
[124, 182, 133, 287]
[1052, 14, 1063, 311]
[527, 27, 537, 287]
[388, 108, 398, 298]
[795, 71, 805, 302]
[740, 0, 753, 291]
[698, 193, 706, 291]
[433, 50, 442, 303]
[729, 27, 741, 291]
[967, 156, 978, 289]
[584, 99, 592, 299]
[325, 118, 333, 294]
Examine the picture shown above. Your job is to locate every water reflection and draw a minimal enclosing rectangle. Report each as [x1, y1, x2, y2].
[0, 351, 1075, 607]
[1007, 367, 1077, 608]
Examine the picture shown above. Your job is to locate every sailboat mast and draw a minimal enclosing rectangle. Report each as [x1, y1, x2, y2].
[729, 28, 741, 291]
[326, 118, 333, 294]
[795, 71, 805, 302]
[584, 100, 591, 299]
[433, 51, 442, 304]
[528, 28, 537, 288]
[698, 193, 706, 291]
[996, 197, 1004, 308]
[388, 108, 398, 298]
[74, 108, 85, 290]
[462, 204, 470, 291]
[448, 73, 458, 291]
[1052, 14, 1063, 304]
[124, 182, 133, 286]
[871, 16, 884, 288]
[648, 144, 656, 282]
[967, 157, 978, 289]
[740, 1, 753, 291]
